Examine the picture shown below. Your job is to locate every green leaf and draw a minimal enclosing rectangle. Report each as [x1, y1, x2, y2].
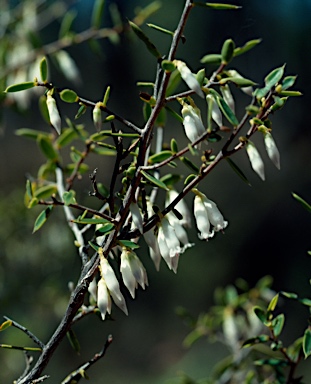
[63, 191, 77, 206]
[89, 241, 100, 252]
[91, 146, 116, 156]
[59, 10, 77, 39]
[184, 174, 197, 186]
[129, 20, 161, 59]
[103, 86, 110, 106]
[73, 217, 110, 225]
[226, 158, 251, 186]
[149, 150, 173, 164]
[255, 358, 288, 367]
[165, 106, 183, 123]
[279, 90, 302, 97]
[161, 60, 176, 72]
[26, 179, 33, 199]
[66, 329, 80, 355]
[170, 138, 178, 153]
[147, 23, 174, 36]
[303, 328, 311, 359]
[271, 313, 285, 337]
[180, 157, 199, 173]
[200, 54, 222, 65]
[59, 89, 78, 103]
[34, 184, 58, 200]
[4, 81, 35, 93]
[33, 206, 53, 233]
[27, 197, 39, 209]
[141, 170, 169, 190]
[265, 65, 285, 89]
[219, 76, 257, 87]
[233, 39, 262, 57]
[56, 127, 79, 148]
[118, 240, 140, 249]
[280, 291, 298, 299]
[292, 193, 311, 213]
[38, 135, 59, 161]
[221, 38, 235, 65]
[267, 293, 279, 312]
[194, 2, 241, 9]
[242, 335, 270, 348]
[91, 0, 106, 29]
[215, 95, 239, 126]
[298, 298, 311, 307]
[95, 223, 114, 235]
[281, 75, 297, 90]
[0, 320, 12, 331]
[253, 306, 267, 324]
[39, 57, 48, 82]
[15, 128, 50, 140]
[75, 104, 87, 120]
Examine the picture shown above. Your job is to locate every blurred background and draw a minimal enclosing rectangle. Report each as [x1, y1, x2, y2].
[1, 0, 311, 382]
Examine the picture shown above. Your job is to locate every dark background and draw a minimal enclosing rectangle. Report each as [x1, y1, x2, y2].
[1, 0, 311, 382]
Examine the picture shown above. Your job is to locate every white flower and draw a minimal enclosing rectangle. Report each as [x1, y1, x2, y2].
[264, 132, 280, 170]
[246, 141, 265, 181]
[120, 248, 148, 299]
[97, 278, 111, 320]
[100, 256, 128, 315]
[144, 228, 161, 271]
[167, 212, 194, 251]
[166, 189, 192, 228]
[46, 94, 61, 134]
[181, 103, 206, 146]
[206, 94, 223, 128]
[220, 84, 235, 113]
[193, 191, 228, 240]
[174, 60, 204, 98]
[130, 202, 143, 234]
[93, 103, 102, 132]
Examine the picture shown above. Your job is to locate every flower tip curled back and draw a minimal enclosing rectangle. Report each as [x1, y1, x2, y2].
[246, 141, 265, 181]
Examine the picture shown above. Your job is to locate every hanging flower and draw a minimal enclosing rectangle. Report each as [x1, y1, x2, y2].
[181, 102, 206, 147]
[264, 131, 280, 170]
[174, 60, 204, 98]
[206, 94, 223, 128]
[245, 140, 265, 181]
[120, 248, 148, 299]
[130, 202, 143, 234]
[93, 102, 102, 132]
[144, 228, 162, 271]
[167, 212, 194, 251]
[166, 189, 192, 228]
[46, 93, 61, 134]
[193, 190, 228, 240]
[99, 252, 128, 316]
[97, 277, 112, 320]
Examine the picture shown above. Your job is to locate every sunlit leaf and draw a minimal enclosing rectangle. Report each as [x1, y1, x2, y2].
[234, 39, 262, 57]
[271, 313, 285, 337]
[59, 89, 78, 103]
[0, 320, 12, 332]
[34, 184, 58, 200]
[73, 217, 110, 225]
[33, 206, 53, 233]
[4, 81, 35, 93]
[194, 2, 241, 10]
[267, 293, 279, 312]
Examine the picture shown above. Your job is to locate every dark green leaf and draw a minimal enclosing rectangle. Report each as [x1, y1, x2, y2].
[4, 81, 35, 93]
[226, 158, 251, 186]
[233, 39, 262, 57]
[303, 328, 311, 359]
[129, 20, 161, 59]
[200, 54, 222, 65]
[271, 314, 285, 337]
[39, 57, 48, 82]
[59, 89, 78, 103]
[34, 184, 58, 200]
[66, 329, 80, 355]
[254, 306, 267, 324]
[75, 104, 87, 119]
[221, 39, 235, 64]
[180, 157, 199, 173]
[95, 223, 114, 235]
[15, 128, 50, 140]
[149, 150, 173, 164]
[170, 138, 178, 153]
[63, 191, 77, 206]
[160, 173, 182, 187]
[58, 10, 77, 39]
[184, 174, 197, 186]
[26, 179, 33, 199]
[147, 23, 174, 36]
[89, 241, 100, 252]
[141, 170, 169, 190]
[165, 106, 183, 123]
[118, 240, 140, 249]
[33, 206, 53, 233]
[73, 217, 110, 225]
[298, 298, 311, 307]
[281, 75, 297, 90]
[255, 358, 288, 367]
[242, 335, 270, 348]
[280, 291, 298, 299]
[91, 0, 106, 29]
[38, 135, 59, 161]
[216, 95, 239, 126]
[292, 193, 311, 213]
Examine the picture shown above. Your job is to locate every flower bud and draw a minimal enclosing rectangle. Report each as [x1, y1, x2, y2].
[46, 94, 61, 134]
[221, 38, 235, 65]
[181, 103, 205, 147]
[93, 102, 102, 132]
[206, 94, 223, 128]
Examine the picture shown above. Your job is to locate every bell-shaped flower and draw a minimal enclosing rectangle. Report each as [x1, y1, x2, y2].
[174, 60, 204, 98]
[97, 277, 112, 320]
[206, 94, 223, 128]
[167, 212, 194, 252]
[130, 202, 143, 234]
[166, 189, 192, 228]
[264, 132, 280, 170]
[246, 140, 265, 181]
[46, 94, 61, 134]
[181, 102, 206, 147]
[193, 190, 228, 240]
[100, 256, 128, 315]
[157, 217, 182, 273]
[144, 228, 162, 271]
[120, 248, 148, 299]
[93, 102, 102, 132]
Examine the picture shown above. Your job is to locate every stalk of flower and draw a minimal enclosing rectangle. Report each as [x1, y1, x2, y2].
[245, 140, 265, 180]
[166, 189, 192, 228]
[206, 94, 223, 128]
[180, 100, 206, 147]
[263, 131, 280, 169]
[99, 248, 128, 316]
[193, 189, 228, 240]
[174, 59, 204, 98]
[120, 248, 148, 299]
[46, 93, 61, 134]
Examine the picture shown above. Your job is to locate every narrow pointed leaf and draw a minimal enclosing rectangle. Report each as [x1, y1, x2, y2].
[216, 95, 239, 126]
[281, 75, 297, 90]
[0, 320, 12, 332]
[141, 170, 169, 190]
[292, 193, 311, 213]
[129, 20, 161, 59]
[4, 81, 35, 93]
[33, 206, 53, 233]
[265, 65, 285, 89]
[118, 240, 140, 249]
[267, 293, 279, 312]
[40, 57, 48, 82]
[280, 291, 298, 299]
[15, 128, 49, 140]
[73, 217, 110, 225]
[147, 23, 174, 36]
[200, 54, 222, 65]
[234, 39, 262, 57]
[194, 2, 241, 9]
[91, 0, 106, 29]
[180, 157, 199, 173]
[226, 158, 251, 186]
[38, 136, 59, 161]
[149, 150, 173, 164]
[66, 329, 80, 355]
